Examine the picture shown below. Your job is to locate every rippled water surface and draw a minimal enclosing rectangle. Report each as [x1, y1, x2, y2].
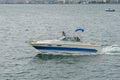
[0, 4, 120, 80]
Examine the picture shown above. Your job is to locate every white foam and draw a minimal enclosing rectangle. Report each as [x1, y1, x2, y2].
[102, 44, 120, 55]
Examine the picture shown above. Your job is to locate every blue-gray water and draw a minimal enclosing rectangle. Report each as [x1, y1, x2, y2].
[0, 4, 120, 80]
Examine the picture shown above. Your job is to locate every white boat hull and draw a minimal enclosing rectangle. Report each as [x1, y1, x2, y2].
[28, 40, 101, 54]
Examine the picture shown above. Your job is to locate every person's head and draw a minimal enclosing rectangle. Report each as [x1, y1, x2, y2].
[62, 31, 65, 36]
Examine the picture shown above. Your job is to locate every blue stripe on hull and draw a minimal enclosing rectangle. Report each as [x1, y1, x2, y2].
[33, 46, 97, 53]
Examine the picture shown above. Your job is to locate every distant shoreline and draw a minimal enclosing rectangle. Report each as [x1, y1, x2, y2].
[0, 3, 119, 4]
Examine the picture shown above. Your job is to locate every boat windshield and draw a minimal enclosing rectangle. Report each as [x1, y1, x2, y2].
[59, 36, 79, 42]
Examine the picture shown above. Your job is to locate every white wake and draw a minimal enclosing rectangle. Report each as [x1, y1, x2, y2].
[102, 44, 120, 55]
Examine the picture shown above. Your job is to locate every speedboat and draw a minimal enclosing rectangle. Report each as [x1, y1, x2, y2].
[105, 9, 115, 12]
[27, 36, 101, 54]
[27, 28, 101, 54]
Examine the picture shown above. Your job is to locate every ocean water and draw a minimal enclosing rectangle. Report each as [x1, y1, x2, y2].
[0, 4, 120, 80]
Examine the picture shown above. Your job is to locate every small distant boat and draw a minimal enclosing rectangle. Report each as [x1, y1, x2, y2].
[27, 28, 102, 54]
[106, 9, 115, 12]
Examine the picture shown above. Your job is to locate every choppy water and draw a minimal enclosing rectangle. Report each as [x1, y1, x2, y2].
[0, 4, 120, 80]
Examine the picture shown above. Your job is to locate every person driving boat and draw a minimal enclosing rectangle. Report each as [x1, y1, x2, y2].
[62, 31, 66, 36]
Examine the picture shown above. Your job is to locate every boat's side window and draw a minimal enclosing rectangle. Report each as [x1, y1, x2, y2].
[56, 45, 61, 46]
[48, 45, 52, 46]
